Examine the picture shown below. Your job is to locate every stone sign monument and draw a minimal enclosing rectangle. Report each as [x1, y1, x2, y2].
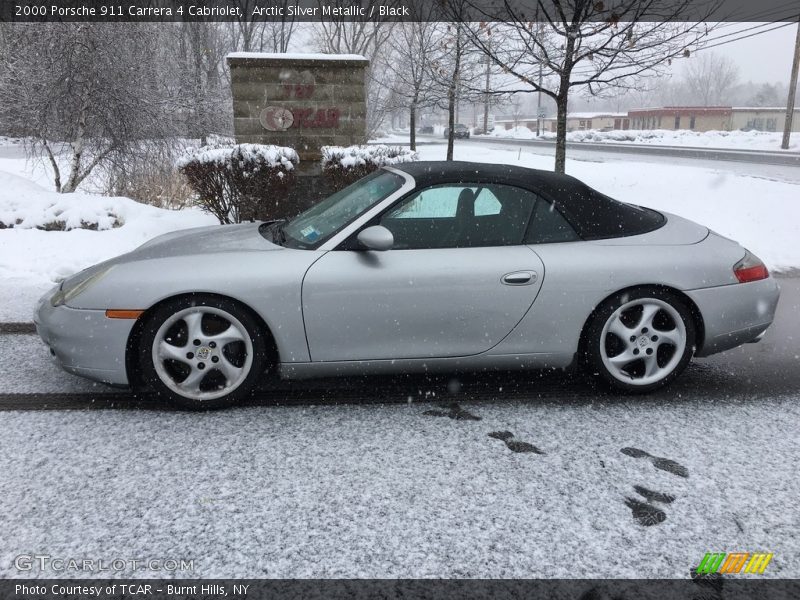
[227, 52, 369, 160]
[227, 52, 369, 214]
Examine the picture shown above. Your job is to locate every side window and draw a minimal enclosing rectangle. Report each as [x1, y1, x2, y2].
[474, 189, 501, 216]
[524, 199, 580, 244]
[384, 186, 460, 219]
[379, 183, 538, 250]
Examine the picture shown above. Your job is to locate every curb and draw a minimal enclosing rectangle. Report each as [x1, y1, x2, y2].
[0, 322, 36, 334]
[0, 393, 137, 411]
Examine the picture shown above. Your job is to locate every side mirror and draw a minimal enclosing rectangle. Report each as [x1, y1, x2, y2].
[357, 225, 394, 251]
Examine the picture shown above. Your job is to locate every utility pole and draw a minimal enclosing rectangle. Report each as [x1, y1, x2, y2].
[455, 22, 462, 127]
[483, 40, 491, 134]
[782, 16, 800, 150]
[455, 77, 460, 124]
[536, 61, 544, 136]
[535, 17, 544, 136]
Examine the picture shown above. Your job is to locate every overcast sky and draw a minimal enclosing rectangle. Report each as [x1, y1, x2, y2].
[677, 22, 798, 84]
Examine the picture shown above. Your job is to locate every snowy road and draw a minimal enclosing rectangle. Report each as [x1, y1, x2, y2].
[1, 380, 799, 579]
[413, 136, 800, 184]
[0, 279, 798, 579]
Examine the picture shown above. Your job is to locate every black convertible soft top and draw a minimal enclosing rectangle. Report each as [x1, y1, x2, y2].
[392, 161, 665, 240]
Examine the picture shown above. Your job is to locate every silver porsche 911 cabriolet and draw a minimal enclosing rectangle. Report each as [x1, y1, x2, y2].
[35, 161, 780, 409]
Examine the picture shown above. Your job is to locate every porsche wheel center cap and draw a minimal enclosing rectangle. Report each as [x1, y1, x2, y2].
[196, 346, 212, 360]
[637, 335, 650, 348]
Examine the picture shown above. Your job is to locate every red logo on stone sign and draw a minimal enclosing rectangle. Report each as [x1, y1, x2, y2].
[293, 108, 341, 129]
[282, 83, 315, 99]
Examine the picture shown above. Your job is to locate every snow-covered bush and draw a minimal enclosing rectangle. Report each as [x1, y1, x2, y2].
[321, 145, 418, 191]
[0, 171, 124, 231]
[178, 144, 299, 224]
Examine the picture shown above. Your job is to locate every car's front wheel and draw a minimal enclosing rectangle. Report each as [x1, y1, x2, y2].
[584, 288, 696, 393]
[138, 295, 268, 409]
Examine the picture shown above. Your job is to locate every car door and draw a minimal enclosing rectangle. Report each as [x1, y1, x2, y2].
[301, 183, 546, 362]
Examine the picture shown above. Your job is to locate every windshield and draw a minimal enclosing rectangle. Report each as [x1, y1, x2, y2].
[280, 169, 406, 249]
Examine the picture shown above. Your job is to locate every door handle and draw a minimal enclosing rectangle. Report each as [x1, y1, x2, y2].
[502, 270, 537, 285]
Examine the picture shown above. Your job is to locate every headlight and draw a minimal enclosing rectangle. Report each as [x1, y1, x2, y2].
[51, 266, 113, 307]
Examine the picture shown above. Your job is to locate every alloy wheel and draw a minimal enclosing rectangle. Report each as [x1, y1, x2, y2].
[151, 306, 254, 402]
[599, 298, 687, 386]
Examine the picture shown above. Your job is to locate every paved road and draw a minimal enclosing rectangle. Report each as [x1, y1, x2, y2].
[465, 136, 800, 165]
[1, 275, 797, 410]
[406, 136, 800, 184]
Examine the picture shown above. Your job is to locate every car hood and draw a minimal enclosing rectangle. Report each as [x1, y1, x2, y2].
[128, 222, 281, 260]
[59, 222, 281, 291]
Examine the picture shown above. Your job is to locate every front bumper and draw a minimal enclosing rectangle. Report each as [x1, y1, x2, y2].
[34, 288, 135, 386]
[687, 276, 781, 357]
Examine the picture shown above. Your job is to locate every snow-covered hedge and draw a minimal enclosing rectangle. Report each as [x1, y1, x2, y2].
[486, 127, 798, 151]
[0, 198, 122, 231]
[321, 145, 418, 190]
[178, 144, 299, 224]
[0, 172, 124, 231]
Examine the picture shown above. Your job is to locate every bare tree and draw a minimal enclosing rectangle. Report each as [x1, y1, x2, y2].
[746, 82, 782, 107]
[313, 3, 395, 137]
[227, 0, 297, 52]
[683, 51, 739, 106]
[455, 0, 720, 173]
[509, 95, 527, 128]
[429, 21, 485, 160]
[385, 16, 439, 150]
[0, 23, 174, 192]
[168, 22, 232, 144]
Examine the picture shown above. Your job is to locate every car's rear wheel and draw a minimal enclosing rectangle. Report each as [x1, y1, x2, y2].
[138, 295, 268, 409]
[584, 288, 696, 393]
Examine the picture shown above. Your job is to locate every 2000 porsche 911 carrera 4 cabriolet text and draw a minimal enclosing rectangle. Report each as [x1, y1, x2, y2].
[35, 162, 780, 408]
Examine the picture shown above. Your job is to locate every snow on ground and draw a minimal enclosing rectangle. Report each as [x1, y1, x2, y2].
[416, 143, 800, 272]
[487, 125, 539, 140]
[1, 393, 798, 578]
[0, 140, 62, 190]
[371, 131, 416, 144]
[482, 126, 800, 151]
[0, 169, 216, 287]
[0, 142, 217, 320]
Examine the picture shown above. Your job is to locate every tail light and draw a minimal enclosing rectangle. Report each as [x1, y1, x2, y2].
[733, 249, 769, 283]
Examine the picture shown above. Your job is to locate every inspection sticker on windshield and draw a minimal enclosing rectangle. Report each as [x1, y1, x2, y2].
[301, 226, 320, 242]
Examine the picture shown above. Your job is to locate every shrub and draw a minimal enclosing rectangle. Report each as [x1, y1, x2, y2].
[177, 144, 299, 224]
[321, 145, 418, 192]
[103, 154, 193, 210]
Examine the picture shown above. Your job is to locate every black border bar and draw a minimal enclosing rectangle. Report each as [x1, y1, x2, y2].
[3, 579, 800, 600]
[2, 0, 800, 23]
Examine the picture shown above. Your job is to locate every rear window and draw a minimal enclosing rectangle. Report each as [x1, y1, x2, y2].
[525, 199, 580, 244]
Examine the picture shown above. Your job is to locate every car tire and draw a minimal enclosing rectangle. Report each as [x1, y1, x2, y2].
[583, 288, 696, 393]
[137, 295, 269, 410]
